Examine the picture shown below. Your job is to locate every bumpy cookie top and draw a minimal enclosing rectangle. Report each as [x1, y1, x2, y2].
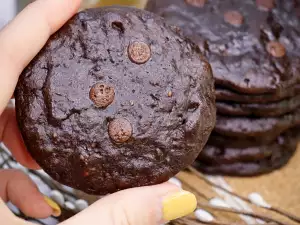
[15, 7, 215, 194]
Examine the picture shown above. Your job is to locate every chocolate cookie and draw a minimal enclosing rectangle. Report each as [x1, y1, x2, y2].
[215, 108, 300, 140]
[194, 128, 300, 176]
[15, 7, 216, 195]
[216, 85, 300, 103]
[207, 132, 277, 149]
[146, 0, 300, 94]
[216, 94, 300, 117]
[199, 145, 273, 164]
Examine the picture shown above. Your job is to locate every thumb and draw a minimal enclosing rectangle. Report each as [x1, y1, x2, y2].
[61, 183, 197, 225]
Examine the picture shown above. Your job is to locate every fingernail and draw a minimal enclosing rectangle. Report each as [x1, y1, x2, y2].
[44, 196, 61, 217]
[162, 190, 197, 221]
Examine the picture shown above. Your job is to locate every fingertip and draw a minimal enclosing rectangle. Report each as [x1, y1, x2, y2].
[31, 0, 83, 34]
[22, 195, 54, 219]
[3, 170, 53, 219]
[44, 196, 61, 217]
[1, 108, 40, 170]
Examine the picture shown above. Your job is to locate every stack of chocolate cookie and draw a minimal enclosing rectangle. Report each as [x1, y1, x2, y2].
[146, 0, 300, 175]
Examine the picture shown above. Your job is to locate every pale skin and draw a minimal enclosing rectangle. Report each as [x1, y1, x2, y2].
[0, 1, 197, 224]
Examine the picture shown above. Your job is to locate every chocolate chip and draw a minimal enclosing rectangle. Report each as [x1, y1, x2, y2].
[90, 83, 115, 108]
[224, 11, 244, 27]
[185, 0, 206, 8]
[266, 41, 286, 58]
[128, 41, 151, 64]
[256, 0, 274, 11]
[108, 118, 132, 143]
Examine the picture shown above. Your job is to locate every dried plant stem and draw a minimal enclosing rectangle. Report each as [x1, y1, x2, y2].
[269, 207, 300, 224]
[199, 203, 290, 225]
[172, 218, 202, 225]
[176, 178, 281, 225]
[188, 166, 250, 202]
[188, 217, 266, 225]
[179, 177, 210, 201]
[187, 217, 240, 225]
[173, 217, 276, 225]
[188, 166, 300, 224]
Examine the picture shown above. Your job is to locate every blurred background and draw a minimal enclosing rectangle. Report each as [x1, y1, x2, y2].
[0, 0, 148, 29]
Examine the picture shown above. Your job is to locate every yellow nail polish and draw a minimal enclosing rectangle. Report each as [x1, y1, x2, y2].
[44, 196, 61, 217]
[162, 191, 197, 221]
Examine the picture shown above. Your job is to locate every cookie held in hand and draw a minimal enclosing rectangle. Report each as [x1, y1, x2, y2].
[15, 7, 216, 195]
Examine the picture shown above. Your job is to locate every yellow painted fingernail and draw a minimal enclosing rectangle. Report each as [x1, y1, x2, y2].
[44, 196, 61, 217]
[162, 190, 197, 221]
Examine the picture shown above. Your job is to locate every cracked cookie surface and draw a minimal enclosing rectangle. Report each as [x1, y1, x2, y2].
[15, 7, 216, 195]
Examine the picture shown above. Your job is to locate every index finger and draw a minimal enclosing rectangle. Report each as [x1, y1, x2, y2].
[0, 0, 82, 114]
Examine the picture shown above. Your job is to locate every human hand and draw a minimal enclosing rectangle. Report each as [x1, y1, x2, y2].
[0, 1, 197, 225]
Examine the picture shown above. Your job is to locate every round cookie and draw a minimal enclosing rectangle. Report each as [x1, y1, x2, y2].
[15, 7, 216, 195]
[207, 132, 278, 149]
[216, 94, 300, 117]
[199, 145, 273, 164]
[194, 128, 300, 176]
[216, 85, 300, 103]
[146, 0, 300, 94]
[215, 108, 300, 139]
